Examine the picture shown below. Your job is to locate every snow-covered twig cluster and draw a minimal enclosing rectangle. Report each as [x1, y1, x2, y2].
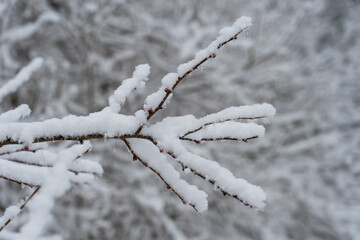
[0, 16, 275, 235]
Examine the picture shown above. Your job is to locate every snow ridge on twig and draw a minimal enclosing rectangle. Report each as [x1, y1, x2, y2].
[109, 64, 150, 113]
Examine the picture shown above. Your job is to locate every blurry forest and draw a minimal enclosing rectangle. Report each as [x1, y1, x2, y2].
[0, 0, 359, 239]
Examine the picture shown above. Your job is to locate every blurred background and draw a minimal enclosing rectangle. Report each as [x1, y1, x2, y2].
[0, 0, 359, 239]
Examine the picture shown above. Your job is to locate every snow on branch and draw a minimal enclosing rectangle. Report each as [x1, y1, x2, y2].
[0, 109, 141, 146]
[137, 16, 253, 134]
[125, 139, 208, 212]
[177, 151, 266, 210]
[0, 187, 40, 233]
[109, 64, 150, 113]
[0, 16, 276, 234]
[0, 142, 99, 234]
[180, 103, 276, 142]
[0, 58, 43, 103]
[199, 103, 276, 125]
[0, 141, 100, 187]
[13, 142, 95, 239]
[179, 122, 265, 143]
[0, 104, 31, 123]
[0, 143, 48, 156]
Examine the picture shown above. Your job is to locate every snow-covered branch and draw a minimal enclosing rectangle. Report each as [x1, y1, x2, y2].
[0, 187, 40, 233]
[0, 104, 31, 123]
[136, 16, 253, 134]
[0, 16, 276, 235]
[109, 64, 150, 113]
[0, 142, 99, 234]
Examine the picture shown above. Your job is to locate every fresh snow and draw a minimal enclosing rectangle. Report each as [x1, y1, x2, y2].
[109, 64, 150, 113]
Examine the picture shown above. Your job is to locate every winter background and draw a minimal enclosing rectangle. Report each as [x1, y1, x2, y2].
[0, 0, 359, 239]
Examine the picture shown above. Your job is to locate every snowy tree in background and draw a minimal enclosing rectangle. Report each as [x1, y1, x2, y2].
[1, 0, 359, 239]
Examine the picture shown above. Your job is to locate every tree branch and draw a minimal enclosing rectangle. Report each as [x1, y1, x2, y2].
[179, 136, 259, 143]
[182, 116, 269, 138]
[0, 134, 155, 147]
[122, 139, 199, 212]
[164, 151, 256, 209]
[134, 26, 250, 135]
[134, 137, 258, 209]
[0, 187, 40, 233]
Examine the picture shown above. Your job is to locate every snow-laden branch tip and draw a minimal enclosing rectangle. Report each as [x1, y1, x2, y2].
[0, 104, 31, 123]
[126, 139, 208, 212]
[138, 16, 253, 132]
[13, 142, 94, 239]
[109, 64, 150, 113]
[0, 58, 43, 103]
[0, 142, 100, 235]
[142, 104, 273, 209]
[0, 187, 40, 233]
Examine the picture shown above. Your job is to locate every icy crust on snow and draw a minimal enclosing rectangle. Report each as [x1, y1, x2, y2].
[109, 64, 150, 113]
[128, 139, 208, 212]
[188, 122, 265, 141]
[0, 108, 140, 145]
[0, 104, 31, 123]
[0, 205, 21, 227]
[177, 16, 252, 76]
[0, 58, 43, 102]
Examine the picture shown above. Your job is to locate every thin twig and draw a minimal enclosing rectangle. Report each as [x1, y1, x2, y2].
[122, 139, 199, 213]
[182, 116, 268, 138]
[0, 149, 37, 156]
[164, 151, 255, 208]
[0, 176, 38, 187]
[0, 186, 40, 232]
[1, 158, 101, 177]
[0, 146, 93, 187]
[134, 27, 249, 135]
[138, 138, 257, 209]
[0, 134, 155, 147]
[179, 136, 259, 143]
